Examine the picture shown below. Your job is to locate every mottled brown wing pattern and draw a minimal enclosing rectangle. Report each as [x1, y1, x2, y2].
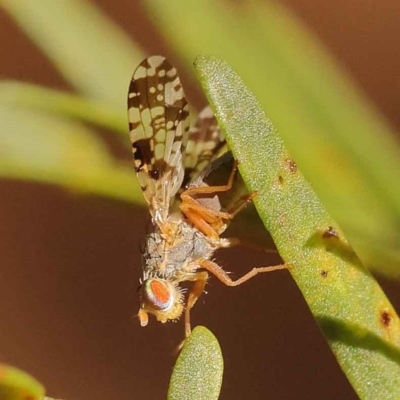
[128, 56, 189, 224]
[182, 107, 249, 213]
[182, 106, 226, 188]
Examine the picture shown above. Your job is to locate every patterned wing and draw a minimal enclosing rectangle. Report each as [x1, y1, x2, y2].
[183, 107, 248, 212]
[128, 56, 190, 224]
[182, 106, 226, 188]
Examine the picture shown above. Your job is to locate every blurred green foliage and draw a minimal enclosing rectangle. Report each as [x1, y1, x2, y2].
[1, 0, 399, 277]
[145, 0, 400, 277]
[0, 363, 45, 400]
[1, 0, 400, 399]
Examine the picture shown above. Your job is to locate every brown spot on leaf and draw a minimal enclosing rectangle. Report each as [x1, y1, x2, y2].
[323, 226, 339, 239]
[286, 158, 297, 173]
[321, 270, 328, 278]
[380, 310, 392, 327]
[278, 175, 284, 184]
[278, 213, 287, 226]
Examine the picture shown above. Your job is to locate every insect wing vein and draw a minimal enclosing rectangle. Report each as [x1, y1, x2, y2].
[182, 106, 226, 188]
[128, 56, 189, 223]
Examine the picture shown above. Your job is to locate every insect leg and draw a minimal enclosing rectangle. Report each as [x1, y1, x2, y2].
[198, 259, 288, 287]
[226, 191, 257, 217]
[179, 206, 221, 240]
[180, 160, 253, 237]
[182, 159, 238, 199]
[180, 199, 228, 239]
[184, 271, 209, 338]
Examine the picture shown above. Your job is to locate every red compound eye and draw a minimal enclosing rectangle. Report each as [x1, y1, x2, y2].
[150, 280, 170, 305]
[141, 279, 173, 311]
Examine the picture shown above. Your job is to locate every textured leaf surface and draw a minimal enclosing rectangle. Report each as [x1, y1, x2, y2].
[195, 55, 400, 400]
[168, 326, 223, 400]
[145, 0, 400, 277]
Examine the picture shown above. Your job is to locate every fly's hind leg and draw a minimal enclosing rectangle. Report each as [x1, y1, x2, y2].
[198, 258, 289, 287]
[179, 203, 225, 240]
[182, 159, 238, 199]
[180, 159, 238, 239]
[177, 259, 287, 349]
[180, 160, 256, 238]
[226, 191, 257, 218]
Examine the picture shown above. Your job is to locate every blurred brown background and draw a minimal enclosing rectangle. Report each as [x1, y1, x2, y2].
[1, 1, 400, 399]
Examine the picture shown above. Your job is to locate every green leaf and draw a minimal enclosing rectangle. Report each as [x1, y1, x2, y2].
[1, 0, 144, 112]
[168, 326, 223, 400]
[0, 363, 45, 400]
[195, 55, 400, 400]
[0, 105, 143, 205]
[145, 0, 400, 277]
[0, 81, 125, 136]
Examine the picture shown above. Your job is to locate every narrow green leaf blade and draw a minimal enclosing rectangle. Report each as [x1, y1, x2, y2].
[145, 0, 400, 277]
[145, 0, 400, 210]
[0, 105, 142, 205]
[195, 55, 400, 400]
[1, 0, 144, 111]
[0, 363, 45, 400]
[168, 326, 223, 400]
[0, 81, 125, 136]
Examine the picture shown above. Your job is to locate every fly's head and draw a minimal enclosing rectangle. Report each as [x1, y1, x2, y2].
[138, 277, 184, 326]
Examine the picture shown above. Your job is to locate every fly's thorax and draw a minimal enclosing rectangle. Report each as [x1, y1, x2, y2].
[142, 220, 216, 277]
[138, 278, 184, 325]
[141, 230, 164, 274]
[163, 221, 216, 276]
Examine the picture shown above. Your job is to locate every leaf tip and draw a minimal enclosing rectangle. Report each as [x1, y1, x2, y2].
[168, 326, 223, 400]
